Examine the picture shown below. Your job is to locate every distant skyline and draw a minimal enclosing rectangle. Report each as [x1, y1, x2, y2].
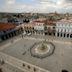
[0, 0, 72, 13]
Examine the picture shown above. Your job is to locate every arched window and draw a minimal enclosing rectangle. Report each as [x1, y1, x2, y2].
[70, 34, 72, 38]
[67, 34, 69, 38]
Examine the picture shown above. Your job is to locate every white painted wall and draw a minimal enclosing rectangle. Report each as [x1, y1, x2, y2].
[34, 23, 44, 30]
[56, 21, 72, 33]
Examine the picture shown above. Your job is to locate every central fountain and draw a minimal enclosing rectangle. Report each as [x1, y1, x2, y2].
[35, 42, 50, 55]
[30, 40, 55, 59]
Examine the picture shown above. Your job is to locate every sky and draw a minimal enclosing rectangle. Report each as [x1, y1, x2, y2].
[0, 0, 72, 13]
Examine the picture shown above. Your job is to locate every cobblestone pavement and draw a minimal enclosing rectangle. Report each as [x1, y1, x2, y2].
[1, 63, 24, 72]
[0, 35, 72, 72]
[0, 35, 72, 50]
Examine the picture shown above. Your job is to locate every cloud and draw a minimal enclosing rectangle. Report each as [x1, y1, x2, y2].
[0, 0, 34, 12]
[0, 4, 34, 12]
[34, 0, 72, 7]
[5, 0, 16, 4]
[0, 0, 72, 13]
[36, 0, 72, 10]
[64, 0, 72, 3]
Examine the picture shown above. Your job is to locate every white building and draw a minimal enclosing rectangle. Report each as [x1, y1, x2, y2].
[34, 21, 44, 31]
[56, 19, 72, 38]
[33, 20, 45, 35]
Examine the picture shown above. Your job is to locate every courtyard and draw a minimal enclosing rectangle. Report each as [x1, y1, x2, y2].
[0, 37, 72, 72]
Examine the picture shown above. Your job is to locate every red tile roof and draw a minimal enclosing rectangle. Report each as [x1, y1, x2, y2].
[0, 22, 16, 30]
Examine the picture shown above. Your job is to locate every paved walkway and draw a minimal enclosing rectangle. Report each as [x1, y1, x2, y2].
[0, 35, 72, 72]
[0, 52, 49, 72]
[24, 37, 72, 45]
[0, 36, 72, 50]
[0, 38, 22, 50]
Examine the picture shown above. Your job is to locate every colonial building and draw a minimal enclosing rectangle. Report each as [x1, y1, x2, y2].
[44, 18, 56, 36]
[24, 18, 56, 36]
[24, 18, 46, 35]
[0, 22, 23, 41]
[55, 19, 72, 38]
[33, 20, 45, 35]
[24, 23, 34, 34]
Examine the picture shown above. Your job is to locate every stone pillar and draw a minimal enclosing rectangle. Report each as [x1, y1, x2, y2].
[43, 32, 45, 36]
[65, 33, 67, 38]
[70, 34, 72, 38]
[62, 33, 63, 38]
[0, 37, 2, 41]
[34, 31, 36, 35]
[18, 29, 21, 34]
[14, 31, 16, 36]
[15, 31, 17, 35]
[7, 34, 10, 39]
[3, 35, 6, 40]
[9, 33, 12, 37]
[55, 32, 57, 37]
[59, 32, 61, 37]
[69, 33, 70, 38]
[13, 32, 15, 36]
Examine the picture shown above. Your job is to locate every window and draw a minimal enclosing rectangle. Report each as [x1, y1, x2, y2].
[61, 33, 62, 37]
[62, 29, 65, 32]
[67, 34, 69, 38]
[65, 29, 68, 32]
[63, 24, 65, 27]
[59, 29, 61, 32]
[70, 34, 72, 38]
[64, 33, 65, 37]
[66, 24, 69, 28]
[53, 26, 55, 29]
[57, 33, 59, 37]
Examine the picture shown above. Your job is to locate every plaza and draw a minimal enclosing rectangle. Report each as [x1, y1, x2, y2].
[0, 35, 72, 72]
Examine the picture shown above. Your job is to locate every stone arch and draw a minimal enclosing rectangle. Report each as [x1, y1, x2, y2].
[70, 34, 72, 38]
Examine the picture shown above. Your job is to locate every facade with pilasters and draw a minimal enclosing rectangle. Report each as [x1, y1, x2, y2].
[55, 19, 72, 38]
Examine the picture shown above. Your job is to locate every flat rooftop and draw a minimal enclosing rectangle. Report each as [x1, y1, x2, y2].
[0, 37, 72, 72]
